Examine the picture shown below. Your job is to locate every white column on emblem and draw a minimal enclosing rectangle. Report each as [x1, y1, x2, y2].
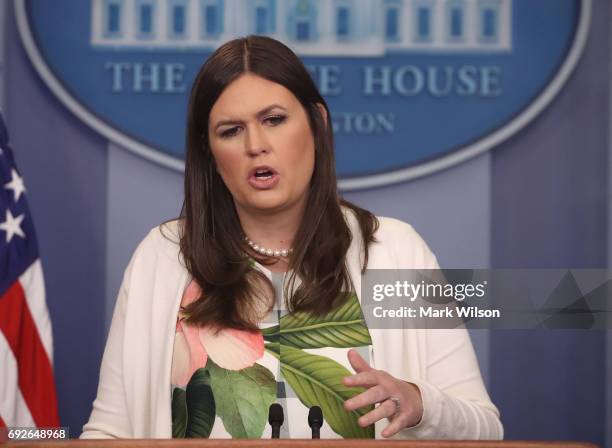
[156, 0, 165, 45]
[324, 0, 335, 45]
[124, 0, 135, 43]
[90, 0, 101, 45]
[403, 0, 412, 49]
[188, 0, 199, 46]
[231, 0, 246, 40]
[463, 0, 475, 48]
[275, 0, 285, 39]
[432, 0, 443, 48]
[500, 0, 512, 50]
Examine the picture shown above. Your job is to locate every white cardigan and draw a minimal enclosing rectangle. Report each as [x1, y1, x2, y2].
[81, 213, 503, 440]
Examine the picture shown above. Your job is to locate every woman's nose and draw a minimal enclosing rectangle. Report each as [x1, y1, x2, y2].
[245, 124, 269, 156]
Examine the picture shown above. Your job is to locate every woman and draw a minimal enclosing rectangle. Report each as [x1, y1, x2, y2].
[81, 35, 502, 440]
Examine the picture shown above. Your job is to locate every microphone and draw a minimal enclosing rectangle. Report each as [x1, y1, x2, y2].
[308, 405, 323, 439]
[268, 403, 284, 439]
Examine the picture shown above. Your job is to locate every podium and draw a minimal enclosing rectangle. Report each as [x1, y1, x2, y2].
[2, 440, 599, 448]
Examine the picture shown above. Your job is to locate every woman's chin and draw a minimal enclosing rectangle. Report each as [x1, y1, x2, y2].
[248, 201, 289, 214]
[236, 188, 308, 216]
[242, 195, 300, 215]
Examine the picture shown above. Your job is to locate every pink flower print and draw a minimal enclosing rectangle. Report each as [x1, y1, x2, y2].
[199, 326, 265, 371]
[171, 317, 208, 387]
[171, 280, 265, 388]
[179, 279, 202, 313]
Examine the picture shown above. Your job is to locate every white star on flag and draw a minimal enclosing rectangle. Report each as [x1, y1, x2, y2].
[0, 209, 26, 243]
[5, 168, 26, 202]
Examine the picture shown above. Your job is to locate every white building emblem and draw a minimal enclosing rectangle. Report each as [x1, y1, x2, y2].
[91, 0, 512, 55]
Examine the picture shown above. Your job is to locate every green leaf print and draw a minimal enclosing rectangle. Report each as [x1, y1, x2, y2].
[267, 344, 375, 439]
[207, 360, 276, 438]
[185, 368, 216, 438]
[261, 293, 372, 349]
[264, 341, 279, 357]
[172, 369, 216, 438]
[171, 387, 188, 438]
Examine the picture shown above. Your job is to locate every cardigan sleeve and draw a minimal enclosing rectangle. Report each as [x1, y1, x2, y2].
[399, 329, 503, 439]
[80, 248, 138, 438]
[381, 218, 503, 440]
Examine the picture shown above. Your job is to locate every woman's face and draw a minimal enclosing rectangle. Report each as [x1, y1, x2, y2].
[208, 73, 317, 219]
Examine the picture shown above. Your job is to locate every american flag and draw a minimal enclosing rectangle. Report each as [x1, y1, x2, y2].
[0, 113, 59, 428]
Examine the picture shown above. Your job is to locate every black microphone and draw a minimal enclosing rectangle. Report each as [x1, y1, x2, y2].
[268, 403, 284, 439]
[308, 405, 323, 439]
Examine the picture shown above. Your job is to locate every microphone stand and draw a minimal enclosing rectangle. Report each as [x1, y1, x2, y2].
[308, 406, 323, 439]
[268, 403, 284, 439]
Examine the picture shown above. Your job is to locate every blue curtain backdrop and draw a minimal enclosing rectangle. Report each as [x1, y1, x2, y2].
[490, 1, 608, 442]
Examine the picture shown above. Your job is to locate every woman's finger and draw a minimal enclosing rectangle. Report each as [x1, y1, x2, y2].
[342, 370, 380, 388]
[381, 411, 412, 438]
[356, 399, 397, 427]
[347, 349, 372, 373]
[344, 385, 387, 411]
[382, 400, 415, 437]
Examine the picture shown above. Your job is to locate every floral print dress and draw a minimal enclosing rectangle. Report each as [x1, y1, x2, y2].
[171, 265, 374, 439]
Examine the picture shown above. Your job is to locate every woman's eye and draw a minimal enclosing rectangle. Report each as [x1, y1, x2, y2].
[220, 127, 240, 138]
[265, 115, 286, 126]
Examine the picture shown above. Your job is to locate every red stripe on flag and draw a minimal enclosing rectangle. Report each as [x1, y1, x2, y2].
[0, 412, 5, 427]
[0, 281, 60, 427]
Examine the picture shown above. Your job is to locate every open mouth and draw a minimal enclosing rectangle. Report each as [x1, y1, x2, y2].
[248, 166, 279, 189]
[253, 168, 274, 180]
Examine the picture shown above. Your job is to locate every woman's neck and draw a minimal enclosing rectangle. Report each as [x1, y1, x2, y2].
[236, 204, 303, 272]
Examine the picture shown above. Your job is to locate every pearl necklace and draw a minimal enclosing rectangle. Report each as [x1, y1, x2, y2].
[245, 236, 293, 257]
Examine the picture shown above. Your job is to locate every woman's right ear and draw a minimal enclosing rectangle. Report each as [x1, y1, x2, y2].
[316, 103, 328, 128]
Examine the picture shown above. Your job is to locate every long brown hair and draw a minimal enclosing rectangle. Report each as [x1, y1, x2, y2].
[178, 35, 378, 330]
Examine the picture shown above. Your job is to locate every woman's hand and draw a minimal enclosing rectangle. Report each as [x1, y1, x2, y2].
[342, 349, 424, 438]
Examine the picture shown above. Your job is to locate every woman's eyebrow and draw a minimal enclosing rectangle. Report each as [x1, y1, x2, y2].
[213, 104, 288, 130]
